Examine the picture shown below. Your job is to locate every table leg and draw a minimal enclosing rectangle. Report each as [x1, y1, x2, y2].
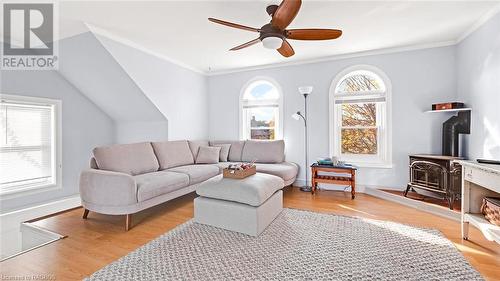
[461, 179, 470, 240]
[311, 167, 317, 194]
[351, 170, 356, 199]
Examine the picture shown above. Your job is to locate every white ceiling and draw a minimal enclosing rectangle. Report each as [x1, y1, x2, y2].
[33, 1, 500, 73]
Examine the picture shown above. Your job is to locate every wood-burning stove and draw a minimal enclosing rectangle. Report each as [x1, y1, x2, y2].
[405, 155, 462, 209]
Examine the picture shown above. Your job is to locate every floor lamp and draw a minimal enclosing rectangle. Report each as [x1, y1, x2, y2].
[292, 86, 313, 192]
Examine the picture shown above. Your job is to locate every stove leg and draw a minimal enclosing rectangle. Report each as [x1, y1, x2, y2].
[404, 184, 411, 197]
[447, 194, 455, 210]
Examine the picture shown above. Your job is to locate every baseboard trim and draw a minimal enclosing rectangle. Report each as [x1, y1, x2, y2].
[0, 195, 82, 231]
[364, 187, 460, 221]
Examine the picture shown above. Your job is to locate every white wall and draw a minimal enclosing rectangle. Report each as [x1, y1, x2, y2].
[208, 46, 457, 188]
[0, 70, 115, 212]
[58, 32, 169, 143]
[457, 12, 500, 160]
[94, 35, 209, 141]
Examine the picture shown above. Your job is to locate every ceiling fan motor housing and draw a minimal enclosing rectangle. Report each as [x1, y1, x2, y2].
[259, 23, 286, 41]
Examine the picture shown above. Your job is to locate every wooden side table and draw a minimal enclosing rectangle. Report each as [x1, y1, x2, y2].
[311, 164, 357, 199]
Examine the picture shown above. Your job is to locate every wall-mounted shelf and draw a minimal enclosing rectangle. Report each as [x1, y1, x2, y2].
[425, 108, 471, 113]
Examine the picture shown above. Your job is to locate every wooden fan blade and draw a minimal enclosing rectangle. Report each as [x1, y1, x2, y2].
[230, 38, 261, 51]
[287, 29, 342, 40]
[208, 18, 260, 32]
[272, 0, 302, 30]
[277, 39, 295, 57]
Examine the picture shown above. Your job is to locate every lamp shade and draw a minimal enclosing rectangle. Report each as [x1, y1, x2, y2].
[298, 86, 313, 95]
[292, 112, 301, 120]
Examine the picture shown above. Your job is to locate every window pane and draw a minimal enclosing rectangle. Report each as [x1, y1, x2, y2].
[341, 128, 377, 154]
[249, 107, 276, 140]
[336, 71, 384, 93]
[0, 149, 52, 185]
[251, 129, 275, 140]
[1, 104, 52, 147]
[0, 102, 54, 190]
[342, 103, 376, 126]
[243, 81, 279, 100]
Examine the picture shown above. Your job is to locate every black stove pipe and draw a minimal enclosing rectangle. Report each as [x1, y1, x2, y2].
[442, 111, 470, 157]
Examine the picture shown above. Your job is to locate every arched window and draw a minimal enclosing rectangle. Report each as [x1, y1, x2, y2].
[329, 65, 392, 167]
[240, 77, 283, 140]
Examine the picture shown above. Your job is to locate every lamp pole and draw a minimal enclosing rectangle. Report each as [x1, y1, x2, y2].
[294, 86, 313, 192]
[300, 93, 310, 192]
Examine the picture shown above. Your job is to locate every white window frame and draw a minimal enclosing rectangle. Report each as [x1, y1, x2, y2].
[0, 94, 62, 198]
[329, 65, 392, 168]
[239, 77, 284, 140]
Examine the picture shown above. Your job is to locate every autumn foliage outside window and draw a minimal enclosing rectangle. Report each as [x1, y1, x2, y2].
[341, 103, 377, 154]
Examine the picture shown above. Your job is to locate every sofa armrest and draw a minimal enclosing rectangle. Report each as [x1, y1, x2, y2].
[79, 169, 137, 206]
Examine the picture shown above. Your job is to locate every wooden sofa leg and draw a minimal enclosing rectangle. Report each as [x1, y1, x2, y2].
[83, 209, 89, 219]
[125, 214, 132, 231]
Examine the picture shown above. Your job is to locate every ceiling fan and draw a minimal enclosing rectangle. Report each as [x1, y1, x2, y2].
[208, 0, 342, 57]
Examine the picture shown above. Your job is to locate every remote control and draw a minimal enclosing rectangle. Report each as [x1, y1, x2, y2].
[477, 159, 500, 165]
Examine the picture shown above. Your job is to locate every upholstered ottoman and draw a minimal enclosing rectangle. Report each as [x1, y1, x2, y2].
[194, 173, 284, 236]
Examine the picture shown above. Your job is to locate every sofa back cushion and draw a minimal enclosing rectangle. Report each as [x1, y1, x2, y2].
[210, 143, 231, 162]
[210, 140, 245, 162]
[188, 140, 209, 159]
[93, 142, 159, 175]
[152, 140, 195, 169]
[195, 146, 221, 164]
[241, 140, 285, 163]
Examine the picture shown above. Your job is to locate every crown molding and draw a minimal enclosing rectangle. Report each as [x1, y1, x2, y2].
[206, 40, 457, 76]
[84, 22, 206, 75]
[455, 2, 500, 44]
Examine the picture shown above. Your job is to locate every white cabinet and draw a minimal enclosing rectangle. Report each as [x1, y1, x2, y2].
[457, 161, 500, 244]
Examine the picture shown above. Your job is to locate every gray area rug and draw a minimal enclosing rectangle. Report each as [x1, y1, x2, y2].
[85, 208, 483, 280]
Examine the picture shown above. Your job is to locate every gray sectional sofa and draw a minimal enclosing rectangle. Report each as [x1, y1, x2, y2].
[79, 140, 298, 230]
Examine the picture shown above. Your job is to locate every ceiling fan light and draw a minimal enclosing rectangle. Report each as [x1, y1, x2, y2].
[262, 36, 283, 49]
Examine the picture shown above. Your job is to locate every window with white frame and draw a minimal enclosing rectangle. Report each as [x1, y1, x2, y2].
[330, 66, 391, 167]
[0, 95, 61, 195]
[240, 78, 283, 140]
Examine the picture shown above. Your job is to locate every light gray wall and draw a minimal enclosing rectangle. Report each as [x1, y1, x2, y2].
[208, 46, 457, 188]
[457, 12, 500, 160]
[94, 35, 209, 140]
[58, 32, 168, 143]
[0, 70, 115, 212]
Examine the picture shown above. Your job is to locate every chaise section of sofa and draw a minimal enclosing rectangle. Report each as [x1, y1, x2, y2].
[79, 139, 298, 230]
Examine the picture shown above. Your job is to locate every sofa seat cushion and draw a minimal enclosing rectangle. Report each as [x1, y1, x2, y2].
[152, 140, 194, 169]
[254, 162, 299, 182]
[196, 173, 284, 206]
[168, 165, 220, 185]
[93, 142, 159, 175]
[135, 171, 190, 202]
[241, 140, 285, 163]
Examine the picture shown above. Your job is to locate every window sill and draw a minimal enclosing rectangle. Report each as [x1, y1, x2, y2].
[0, 183, 61, 200]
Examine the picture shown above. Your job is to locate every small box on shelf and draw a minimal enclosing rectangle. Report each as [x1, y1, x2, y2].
[431, 102, 464, 111]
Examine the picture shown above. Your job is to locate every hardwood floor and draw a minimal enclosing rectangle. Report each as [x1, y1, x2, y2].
[1, 187, 499, 280]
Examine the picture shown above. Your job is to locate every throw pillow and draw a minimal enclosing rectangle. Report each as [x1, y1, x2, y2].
[196, 146, 221, 164]
[211, 144, 231, 162]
